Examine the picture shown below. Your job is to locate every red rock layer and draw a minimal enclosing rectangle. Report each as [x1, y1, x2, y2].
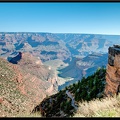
[104, 54, 120, 96]
[0, 54, 58, 117]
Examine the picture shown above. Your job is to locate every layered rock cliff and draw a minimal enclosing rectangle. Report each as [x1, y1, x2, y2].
[104, 45, 120, 96]
[0, 52, 58, 117]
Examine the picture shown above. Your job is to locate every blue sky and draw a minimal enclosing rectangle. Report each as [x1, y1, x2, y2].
[0, 2, 120, 35]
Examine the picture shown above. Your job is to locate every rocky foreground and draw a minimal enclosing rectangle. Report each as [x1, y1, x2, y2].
[0, 52, 58, 117]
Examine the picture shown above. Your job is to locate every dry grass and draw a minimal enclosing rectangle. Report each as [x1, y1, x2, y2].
[73, 93, 120, 117]
[0, 110, 42, 117]
[13, 111, 42, 117]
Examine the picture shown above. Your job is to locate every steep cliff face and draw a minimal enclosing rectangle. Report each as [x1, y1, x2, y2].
[0, 52, 58, 117]
[104, 45, 120, 96]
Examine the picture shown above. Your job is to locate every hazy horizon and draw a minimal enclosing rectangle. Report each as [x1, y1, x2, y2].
[0, 31, 120, 36]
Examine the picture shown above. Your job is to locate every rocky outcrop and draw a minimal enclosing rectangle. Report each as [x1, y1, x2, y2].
[104, 45, 120, 96]
[0, 52, 58, 117]
[9, 52, 51, 81]
[9, 52, 43, 65]
[11, 52, 58, 93]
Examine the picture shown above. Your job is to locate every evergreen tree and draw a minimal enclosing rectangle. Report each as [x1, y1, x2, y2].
[89, 78, 93, 89]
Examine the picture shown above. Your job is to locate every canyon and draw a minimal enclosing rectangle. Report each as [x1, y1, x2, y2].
[0, 32, 120, 117]
[0, 32, 120, 88]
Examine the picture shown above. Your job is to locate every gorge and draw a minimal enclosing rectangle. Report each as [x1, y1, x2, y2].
[0, 32, 120, 117]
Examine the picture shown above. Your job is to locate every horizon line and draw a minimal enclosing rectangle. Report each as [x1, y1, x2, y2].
[0, 32, 120, 36]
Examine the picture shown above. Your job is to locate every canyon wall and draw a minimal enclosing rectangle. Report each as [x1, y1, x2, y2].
[104, 45, 120, 96]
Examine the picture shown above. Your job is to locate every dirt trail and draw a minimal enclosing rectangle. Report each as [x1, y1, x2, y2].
[66, 90, 78, 110]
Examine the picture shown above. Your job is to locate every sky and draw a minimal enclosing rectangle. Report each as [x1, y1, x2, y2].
[0, 2, 120, 35]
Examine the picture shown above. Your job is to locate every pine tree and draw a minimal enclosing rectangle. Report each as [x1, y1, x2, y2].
[90, 78, 93, 89]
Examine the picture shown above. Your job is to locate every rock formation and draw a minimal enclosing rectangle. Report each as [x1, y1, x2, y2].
[0, 52, 58, 117]
[104, 45, 120, 96]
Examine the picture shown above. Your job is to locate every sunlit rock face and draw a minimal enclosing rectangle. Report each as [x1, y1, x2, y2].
[0, 52, 59, 117]
[104, 45, 120, 96]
